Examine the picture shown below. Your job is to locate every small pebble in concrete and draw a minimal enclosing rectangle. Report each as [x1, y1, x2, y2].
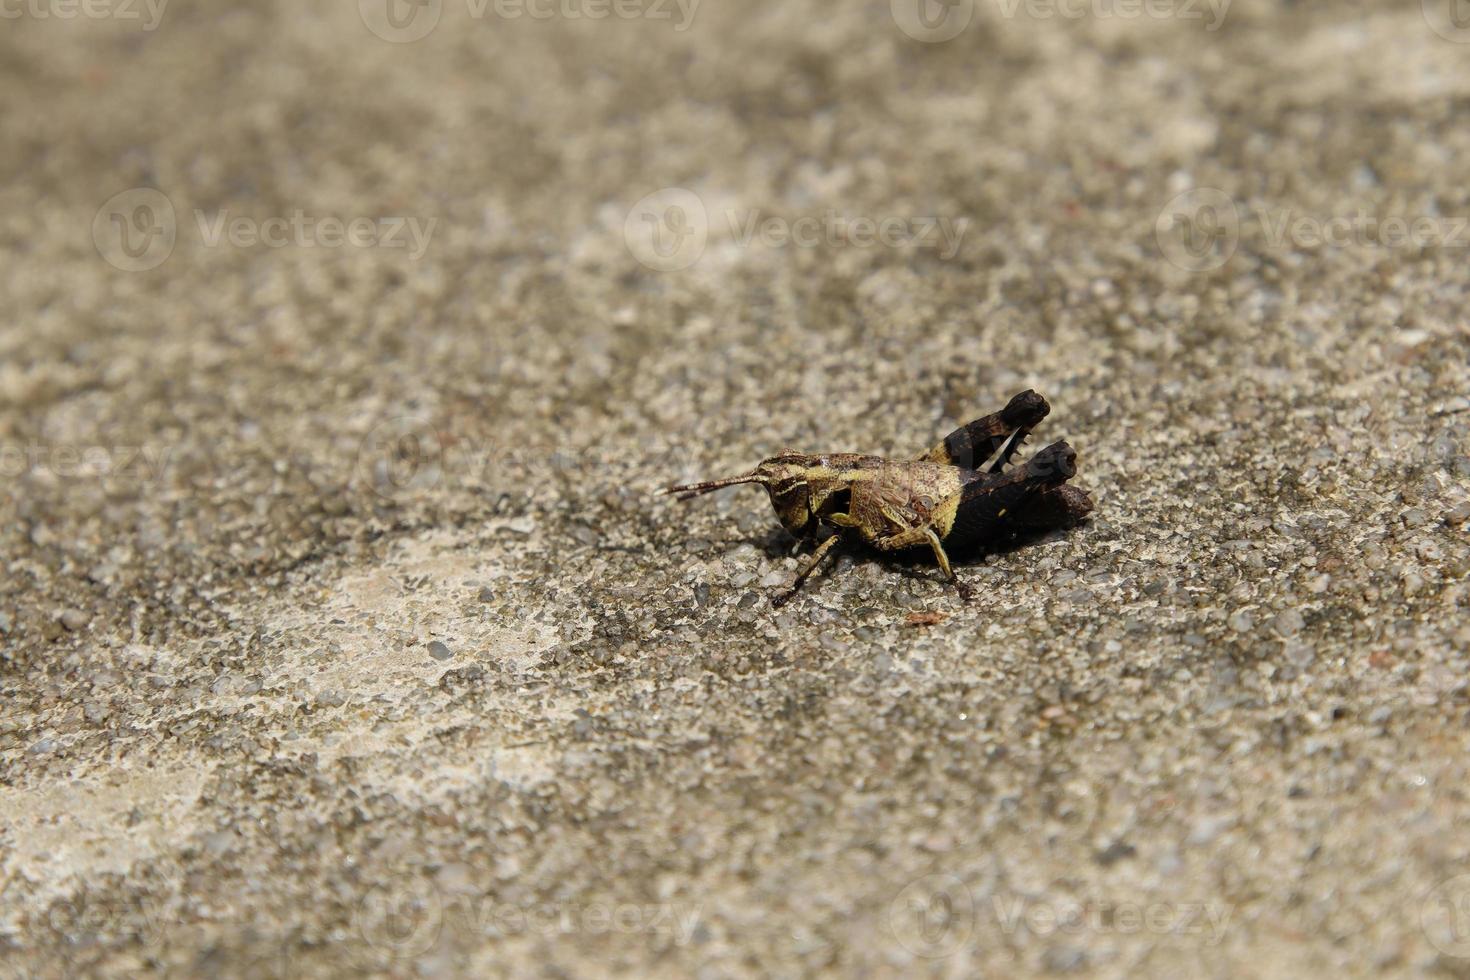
[58, 608, 89, 631]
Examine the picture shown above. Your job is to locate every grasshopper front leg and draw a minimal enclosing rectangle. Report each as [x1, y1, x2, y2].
[772, 533, 844, 608]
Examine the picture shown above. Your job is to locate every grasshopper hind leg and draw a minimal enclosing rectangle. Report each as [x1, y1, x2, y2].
[917, 526, 974, 601]
[920, 390, 1051, 470]
[1005, 484, 1094, 535]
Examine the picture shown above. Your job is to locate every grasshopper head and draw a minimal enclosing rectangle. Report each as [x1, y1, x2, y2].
[665, 451, 820, 538]
[756, 452, 818, 538]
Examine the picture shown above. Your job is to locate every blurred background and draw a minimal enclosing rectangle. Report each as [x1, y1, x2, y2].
[2, 0, 1468, 976]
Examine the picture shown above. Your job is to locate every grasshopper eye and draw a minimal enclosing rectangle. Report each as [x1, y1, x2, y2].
[766, 479, 813, 536]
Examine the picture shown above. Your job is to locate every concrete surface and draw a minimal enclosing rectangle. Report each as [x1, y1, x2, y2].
[2, 0, 1469, 976]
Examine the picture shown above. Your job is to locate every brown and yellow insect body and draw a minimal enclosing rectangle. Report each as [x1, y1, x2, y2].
[666, 391, 1092, 606]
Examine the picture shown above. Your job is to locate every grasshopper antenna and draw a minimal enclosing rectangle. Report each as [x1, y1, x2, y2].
[664, 472, 767, 501]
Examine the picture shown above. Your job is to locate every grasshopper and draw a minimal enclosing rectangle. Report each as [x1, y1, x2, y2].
[666, 390, 1093, 606]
